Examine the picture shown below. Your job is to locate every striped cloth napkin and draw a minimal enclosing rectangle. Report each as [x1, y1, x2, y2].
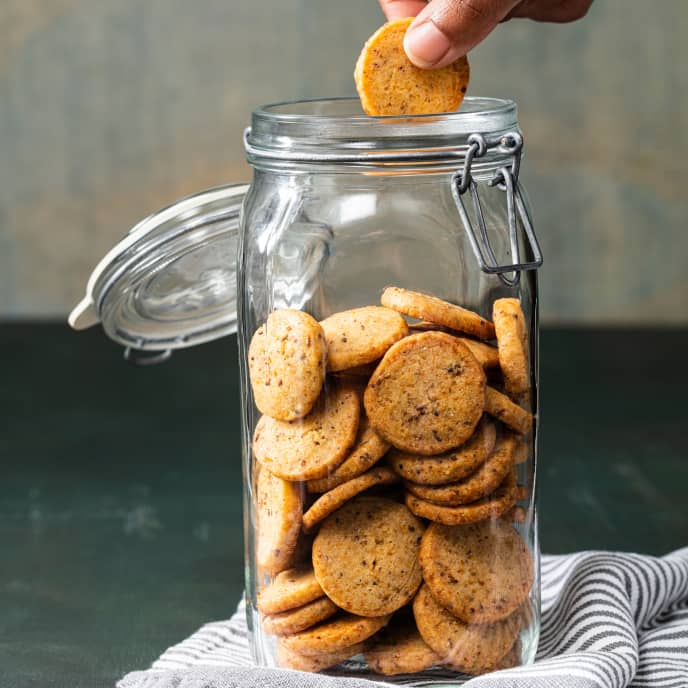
[118, 549, 688, 688]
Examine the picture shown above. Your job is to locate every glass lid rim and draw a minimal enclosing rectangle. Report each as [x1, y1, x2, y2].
[251, 96, 517, 124]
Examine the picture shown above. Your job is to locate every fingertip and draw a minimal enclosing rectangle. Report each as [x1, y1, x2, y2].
[379, 0, 428, 21]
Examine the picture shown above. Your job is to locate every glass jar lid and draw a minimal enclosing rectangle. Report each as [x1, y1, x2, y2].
[69, 184, 247, 355]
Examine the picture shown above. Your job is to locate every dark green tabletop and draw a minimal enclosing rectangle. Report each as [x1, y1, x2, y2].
[1, 325, 687, 688]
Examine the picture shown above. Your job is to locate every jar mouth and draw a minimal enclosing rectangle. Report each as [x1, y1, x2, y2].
[246, 97, 519, 165]
[254, 96, 514, 124]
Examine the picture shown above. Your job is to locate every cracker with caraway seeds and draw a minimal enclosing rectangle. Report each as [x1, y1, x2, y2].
[355, 18, 470, 116]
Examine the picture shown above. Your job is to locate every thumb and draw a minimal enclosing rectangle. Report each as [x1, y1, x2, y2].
[404, 0, 519, 68]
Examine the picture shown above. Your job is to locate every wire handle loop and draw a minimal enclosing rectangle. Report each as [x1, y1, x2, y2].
[451, 131, 542, 286]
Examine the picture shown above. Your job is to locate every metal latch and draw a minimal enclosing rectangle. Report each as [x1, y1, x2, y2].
[451, 132, 543, 287]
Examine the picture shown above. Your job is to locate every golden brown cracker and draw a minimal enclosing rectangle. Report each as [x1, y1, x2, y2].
[312, 496, 423, 617]
[281, 613, 390, 656]
[457, 338, 501, 369]
[253, 384, 360, 481]
[364, 332, 486, 455]
[485, 387, 533, 436]
[262, 596, 338, 636]
[404, 433, 518, 505]
[515, 484, 529, 501]
[303, 467, 399, 531]
[408, 320, 452, 334]
[493, 298, 529, 401]
[277, 640, 364, 672]
[419, 520, 533, 624]
[256, 468, 303, 575]
[354, 18, 470, 116]
[487, 640, 521, 672]
[513, 439, 530, 465]
[404, 472, 518, 525]
[257, 567, 324, 615]
[381, 287, 494, 340]
[445, 638, 521, 675]
[364, 622, 442, 675]
[320, 306, 408, 372]
[409, 323, 499, 368]
[387, 420, 496, 486]
[307, 417, 390, 493]
[248, 309, 326, 421]
[333, 362, 379, 378]
[288, 531, 316, 568]
[500, 505, 527, 524]
[413, 585, 520, 675]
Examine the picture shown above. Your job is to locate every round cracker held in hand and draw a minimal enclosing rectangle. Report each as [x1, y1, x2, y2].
[355, 18, 470, 116]
[248, 309, 326, 421]
[320, 306, 408, 372]
[313, 496, 424, 617]
[253, 384, 360, 481]
[364, 332, 486, 455]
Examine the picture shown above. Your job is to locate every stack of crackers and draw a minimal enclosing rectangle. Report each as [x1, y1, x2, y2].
[248, 287, 535, 676]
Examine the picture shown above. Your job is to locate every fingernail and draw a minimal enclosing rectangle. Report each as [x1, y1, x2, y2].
[404, 20, 452, 68]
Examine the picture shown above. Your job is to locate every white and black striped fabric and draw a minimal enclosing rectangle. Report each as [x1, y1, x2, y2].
[118, 548, 688, 688]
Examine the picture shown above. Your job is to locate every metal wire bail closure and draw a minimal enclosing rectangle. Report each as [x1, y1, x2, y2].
[451, 132, 543, 287]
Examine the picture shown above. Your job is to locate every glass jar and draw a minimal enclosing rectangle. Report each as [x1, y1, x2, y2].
[240, 98, 541, 680]
[70, 96, 542, 682]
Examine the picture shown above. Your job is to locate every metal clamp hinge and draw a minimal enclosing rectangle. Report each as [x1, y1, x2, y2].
[451, 132, 543, 287]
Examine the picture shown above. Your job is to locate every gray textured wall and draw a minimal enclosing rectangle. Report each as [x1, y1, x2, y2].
[1, 1, 686, 323]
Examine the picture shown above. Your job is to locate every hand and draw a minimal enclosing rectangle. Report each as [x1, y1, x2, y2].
[378, 0, 593, 68]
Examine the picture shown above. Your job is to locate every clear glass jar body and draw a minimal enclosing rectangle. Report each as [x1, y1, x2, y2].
[239, 98, 540, 682]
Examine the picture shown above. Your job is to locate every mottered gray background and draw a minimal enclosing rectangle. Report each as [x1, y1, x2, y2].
[1, 0, 686, 323]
